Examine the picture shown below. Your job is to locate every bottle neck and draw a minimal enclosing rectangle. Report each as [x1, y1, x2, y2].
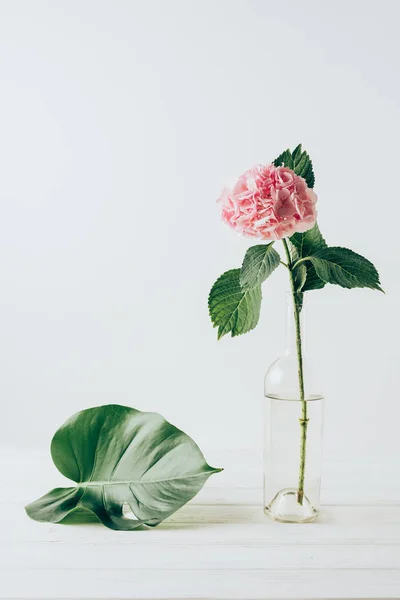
[285, 292, 306, 356]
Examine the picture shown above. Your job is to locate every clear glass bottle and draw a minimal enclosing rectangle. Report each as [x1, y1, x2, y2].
[264, 292, 325, 523]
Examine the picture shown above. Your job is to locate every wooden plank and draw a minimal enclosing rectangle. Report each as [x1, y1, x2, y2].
[3, 449, 400, 600]
[1, 568, 400, 599]
[5, 505, 400, 544]
[2, 542, 400, 571]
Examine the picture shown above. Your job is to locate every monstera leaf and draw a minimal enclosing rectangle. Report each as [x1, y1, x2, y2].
[25, 405, 222, 531]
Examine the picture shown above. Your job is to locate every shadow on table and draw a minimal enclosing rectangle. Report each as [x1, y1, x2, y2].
[59, 504, 334, 529]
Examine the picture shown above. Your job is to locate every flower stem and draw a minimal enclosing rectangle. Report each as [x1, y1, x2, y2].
[282, 239, 308, 506]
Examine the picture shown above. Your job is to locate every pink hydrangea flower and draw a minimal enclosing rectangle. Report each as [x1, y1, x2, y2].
[218, 164, 317, 240]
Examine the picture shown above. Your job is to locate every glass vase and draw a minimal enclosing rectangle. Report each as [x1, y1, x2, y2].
[264, 292, 325, 523]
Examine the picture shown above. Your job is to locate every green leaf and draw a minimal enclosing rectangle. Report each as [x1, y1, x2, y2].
[291, 222, 327, 257]
[25, 405, 222, 531]
[208, 269, 262, 339]
[306, 247, 384, 292]
[292, 263, 307, 311]
[301, 265, 326, 291]
[240, 243, 280, 289]
[292, 144, 315, 188]
[273, 149, 293, 170]
[290, 223, 327, 291]
[273, 144, 315, 188]
[293, 263, 307, 292]
[292, 144, 303, 163]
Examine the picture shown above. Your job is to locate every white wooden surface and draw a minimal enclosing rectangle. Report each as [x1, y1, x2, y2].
[1, 448, 400, 600]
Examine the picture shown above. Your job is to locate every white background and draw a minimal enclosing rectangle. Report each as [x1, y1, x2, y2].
[0, 0, 399, 498]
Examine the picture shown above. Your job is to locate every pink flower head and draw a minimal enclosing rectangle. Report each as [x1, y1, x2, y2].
[218, 164, 317, 240]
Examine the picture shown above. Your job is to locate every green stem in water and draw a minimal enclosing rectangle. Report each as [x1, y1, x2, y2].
[282, 239, 308, 506]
